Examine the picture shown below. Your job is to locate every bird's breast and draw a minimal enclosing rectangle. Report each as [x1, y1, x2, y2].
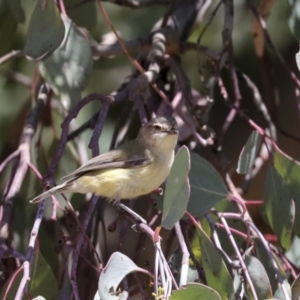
[74, 151, 174, 200]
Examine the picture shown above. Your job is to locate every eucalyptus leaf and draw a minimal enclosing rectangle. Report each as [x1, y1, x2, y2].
[28, 245, 59, 299]
[286, 235, 300, 268]
[274, 279, 291, 300]
[214, 200, 245, 257]
[65, 0, 97, 30]
[38, 16, 93, 109]
[98, 252, 149, 300]
[196, 226, 234, 300]
[170, 283, 221, 300]
[264, 166, 294, 250]
[161, 146, 190, 229]
[0, 267, 22, 300]
[237, 130, 262, 174]
[24, 0, 65, 60]
[273, 150, 300, 238]
[187, 152, 229, 217]
[93, 292, 101, 300]
[288, 0, 300, 42]
[292, 273, 300, 300]
[296, 49, 300, 73]
[245, 255, 272, 299]
[5, 0, 24, 23]
[254, 238, 286, 294]
[0, 2, 18, 56]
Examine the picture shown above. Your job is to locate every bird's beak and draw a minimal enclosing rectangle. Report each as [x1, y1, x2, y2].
[168, 128, 179, 135]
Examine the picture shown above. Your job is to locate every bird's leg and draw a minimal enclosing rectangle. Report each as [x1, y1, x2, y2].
[112, 199, 147, 224]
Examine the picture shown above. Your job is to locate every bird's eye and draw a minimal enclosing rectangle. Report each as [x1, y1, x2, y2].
[153, 125, 161, 131]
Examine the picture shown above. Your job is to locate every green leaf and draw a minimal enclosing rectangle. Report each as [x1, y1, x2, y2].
[254, 238, 286, 294]
[264, 166, 294, 250]
[244, 255, 272, 299]
[170, 283, 221, 300]
[273, 150, 300, 238]
[24, 0, 65, 60]
[196, 226, 234, 300]
[65, 0, 97, 30]
[161, 146, 190, 229]
[38, 17, 93, 109]
[0, 267, 22, 300]
[5, 0, 24, 23]
[237, 130, 262, 174]
[187, 152, 229, 217]
[214, 200, 245, 257]
[28, 245, 59, 299]
[0, 2, 18, 56]
[274, 150, 300, 190]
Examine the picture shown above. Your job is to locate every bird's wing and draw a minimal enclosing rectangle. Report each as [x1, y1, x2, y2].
[61, 147, 151, 180]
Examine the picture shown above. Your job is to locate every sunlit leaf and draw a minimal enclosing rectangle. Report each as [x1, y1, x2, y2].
[98, 252, 149, 300]
[24, 0, 65, 60]
[273, 150, 300, 238]
[39, 16, 93, 109]
[93, 292, 101, 300]
[237, 130, 262, 174]
[285, 235, 300, 269]
[187, 152, 229, 217]
[264, 166, 294, 250]
[170, 283, 221, 300]
[196, 226, 234, 300]
[161, 146, 190, 229]
[292, 273, 300, 300]
[296, 49, 300, 73]
[274, 279, 291, 300]
[288, 0, 300, 42]
[254, 238, 286, 294]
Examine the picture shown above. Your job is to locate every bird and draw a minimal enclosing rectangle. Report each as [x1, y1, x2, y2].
[31, 116, 179, 204]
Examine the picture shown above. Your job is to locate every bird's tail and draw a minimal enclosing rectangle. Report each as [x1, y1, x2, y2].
[30, 182, 69, 203]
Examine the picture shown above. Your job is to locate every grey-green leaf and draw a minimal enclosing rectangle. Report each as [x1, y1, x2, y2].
[288, 0, 300, 42]
[254, 237, 286, 294]
[274, 279, 291, 300]
[38, 17, 93, 108]
[98, 252, 149, 300]
[292, 273, 300, 300]
[187, 152, 229, 217]
[170, 283, 221, 300]
[5, 0, 24, 23]
[245, 255, 272, 299]
[161, 146, 190, 230]
[24, 0, 65, 60]
[264, 166, 295, 250]
[274, 150, 300, 238]
[65, 0, 97, 30]
[237, 130, 262, 174]
[197, 226, 234, 300]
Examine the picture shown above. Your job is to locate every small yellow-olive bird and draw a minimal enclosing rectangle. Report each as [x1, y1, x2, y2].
[31, 116, 179, 203]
